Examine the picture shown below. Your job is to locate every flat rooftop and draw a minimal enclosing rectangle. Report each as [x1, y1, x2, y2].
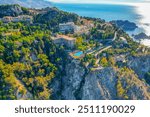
[59, 22, 75, 26]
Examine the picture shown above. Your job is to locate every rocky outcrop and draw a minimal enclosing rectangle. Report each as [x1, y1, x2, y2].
[117, 67, 150, 100]
[111, 20, 138, 31]
[127, 55, 150, 79]
[81, 67, 118, 100]
[133, 32, 150, 40]
[17, 91, 33, 100]
[51, 57, 150, 100]
[61, 60, 85, 100]
[0, 4, 26, 18]
[35, 7, 79, 25]
[50, 59, 85, 100]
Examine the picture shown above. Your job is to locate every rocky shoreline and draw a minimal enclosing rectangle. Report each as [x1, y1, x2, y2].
[133, 32, 150, 40]
[111, 20, 138, 31]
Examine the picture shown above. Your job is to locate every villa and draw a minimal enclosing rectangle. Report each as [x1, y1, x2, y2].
[52, 35, 76, 49]
[59, 22, 77, 33]
[0, 16, 12, 22]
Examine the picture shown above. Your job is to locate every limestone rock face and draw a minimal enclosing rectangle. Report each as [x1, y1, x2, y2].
[61, 60, 85, 100]
[80, 68, 117, 100]
[51, 56, 150, 100]
[127, 55, 150, 79]
[0, 4, 24, 18]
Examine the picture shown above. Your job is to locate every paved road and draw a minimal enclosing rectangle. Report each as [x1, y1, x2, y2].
[112, 31, 117, 41]
[94, 46, 112, 57]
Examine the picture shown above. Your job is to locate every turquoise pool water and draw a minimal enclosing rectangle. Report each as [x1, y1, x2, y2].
[74, 51, 83, 57]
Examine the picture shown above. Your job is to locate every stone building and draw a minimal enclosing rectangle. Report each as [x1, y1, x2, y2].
[1, 16, 12, 22]
[52, 35, 76, 49]
[1, 15, 33, 23]
[59, 22, 77, 33]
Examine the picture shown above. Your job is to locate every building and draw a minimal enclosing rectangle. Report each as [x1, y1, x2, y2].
[52, 35, 76, 49]
[1, 16, 12, 22]
[59, 22, 77, 33]
[115, 55, 126, 63]
[1, 15, 33, 23]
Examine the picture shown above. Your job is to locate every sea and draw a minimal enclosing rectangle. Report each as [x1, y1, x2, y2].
[53, 3, 150, 46]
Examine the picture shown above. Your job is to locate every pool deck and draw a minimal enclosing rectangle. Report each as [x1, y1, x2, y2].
[69, 51, 85, 59]
[69, 45, 112, 59]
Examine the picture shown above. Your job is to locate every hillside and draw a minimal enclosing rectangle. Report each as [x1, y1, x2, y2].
[0, 5, 150, 100]
[0, 0, 52, 8]
[0, 4, 29, 18]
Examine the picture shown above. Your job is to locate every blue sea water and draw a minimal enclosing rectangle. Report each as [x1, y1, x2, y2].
[52, 3, 150, 46]
[53, 3, 141, 23]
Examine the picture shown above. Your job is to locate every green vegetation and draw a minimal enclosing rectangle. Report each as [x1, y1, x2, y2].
[35, 7, 78, 32]
[0, 6, 80, 99]
[117, 80, 126, 98]
[0, 4, 150, 100]
[0, 4, 29, 18]
[0, 21, 67, 100]
[100, 57, 109, 67]
[90, 23, 115, 41]
[75, 37, 88, 51]
[144, 72, 150, 85]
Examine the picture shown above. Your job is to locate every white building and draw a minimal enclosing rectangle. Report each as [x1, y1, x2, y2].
[59, 22, 77, 33]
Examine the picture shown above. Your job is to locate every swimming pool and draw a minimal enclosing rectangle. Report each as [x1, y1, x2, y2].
[74, 51, 83, 57]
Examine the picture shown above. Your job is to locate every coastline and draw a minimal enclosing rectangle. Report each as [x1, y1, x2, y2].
[53, 2, 150, 47]
[134, 3, 150, 46]
[134, 3, 150, 35]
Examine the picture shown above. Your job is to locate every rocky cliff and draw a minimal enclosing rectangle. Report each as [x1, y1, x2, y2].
[128, 55, 150, 79]
[51, 55, 150, 100]
[81, 67, 118, 100]
[0, 4, 28, 18]
[111, 20, 138, 31]
[0, 4, 150, 100]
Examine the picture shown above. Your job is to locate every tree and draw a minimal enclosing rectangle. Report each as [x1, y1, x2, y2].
[13, 50, 20, 61]
[117, 80, 125, 98]
[0, 45, 5, 53]
[144, 72, 150, 84]
[100, 57, 108, 67]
